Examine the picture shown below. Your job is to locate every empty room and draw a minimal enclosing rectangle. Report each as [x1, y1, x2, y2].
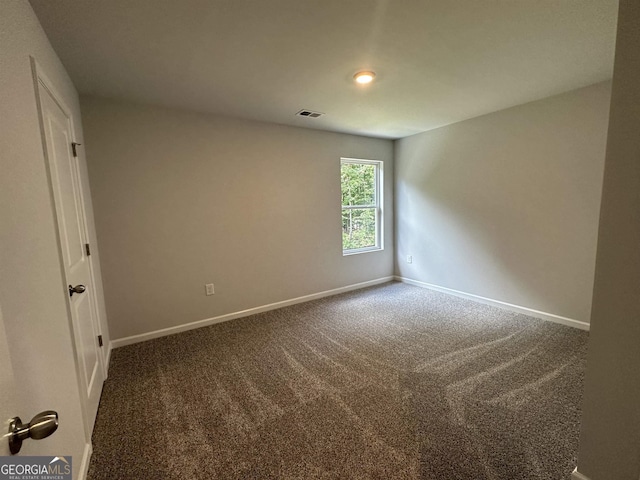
[1, 0, 639, 479]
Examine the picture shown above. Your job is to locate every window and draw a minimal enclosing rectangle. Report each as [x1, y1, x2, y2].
[341, 158, 383, 255]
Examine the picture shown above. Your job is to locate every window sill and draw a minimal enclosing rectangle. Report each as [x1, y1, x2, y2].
[343, 246, 383, 256]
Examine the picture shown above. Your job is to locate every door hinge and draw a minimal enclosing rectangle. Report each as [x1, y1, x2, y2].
[85, 243, 91, 256]
[98, 335, 103, 347]
[71, 142, 81, 158]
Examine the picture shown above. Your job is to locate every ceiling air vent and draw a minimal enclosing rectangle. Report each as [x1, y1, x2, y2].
[296, 109, 324, 118]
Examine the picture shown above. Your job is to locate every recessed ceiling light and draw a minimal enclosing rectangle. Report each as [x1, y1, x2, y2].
[354, 71, 376, 85]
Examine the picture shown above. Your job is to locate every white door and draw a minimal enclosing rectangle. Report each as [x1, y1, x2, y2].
[37, 78, 105, 433]
[0, 307, 18, 457]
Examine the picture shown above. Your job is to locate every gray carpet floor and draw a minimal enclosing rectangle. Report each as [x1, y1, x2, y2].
[88, 282, 588, 479]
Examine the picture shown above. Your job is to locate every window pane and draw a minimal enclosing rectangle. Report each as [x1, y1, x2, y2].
[342, 208, 376, 250]
[341, 163, 376, 206]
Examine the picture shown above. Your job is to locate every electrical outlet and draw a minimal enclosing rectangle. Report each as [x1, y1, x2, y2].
[205, 283, 215, 296]
[406, 255, 413, 264]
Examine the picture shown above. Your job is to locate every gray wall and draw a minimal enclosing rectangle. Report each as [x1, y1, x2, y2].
[394, 82, 611, 323]
[0, 0, 108, 473]
[577, 0, 640, 478]
[81, 98, 394, 340]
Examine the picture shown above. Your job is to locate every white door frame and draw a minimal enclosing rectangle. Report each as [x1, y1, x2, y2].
[30, 57, 107, 440]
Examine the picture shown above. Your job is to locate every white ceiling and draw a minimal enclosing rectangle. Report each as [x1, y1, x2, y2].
[29, 0, 618, 139]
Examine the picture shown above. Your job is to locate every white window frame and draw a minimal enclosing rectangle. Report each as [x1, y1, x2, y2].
[341, 158, 384, 255]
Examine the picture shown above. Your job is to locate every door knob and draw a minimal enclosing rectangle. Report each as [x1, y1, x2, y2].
[8, 410, 59, 454]
[68, 284, 86, 297]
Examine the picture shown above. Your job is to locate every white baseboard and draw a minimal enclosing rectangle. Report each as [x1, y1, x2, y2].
[111, 276, 395, 348]
[77, 442, 92, 480]
[104, 341, 112, 377]
[572, 467, 591, 480]
[395, 276, 590, 331]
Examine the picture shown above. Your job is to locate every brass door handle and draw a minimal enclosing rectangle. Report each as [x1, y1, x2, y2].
[8, 410, 59, 454]
[68, 284, 86, 297]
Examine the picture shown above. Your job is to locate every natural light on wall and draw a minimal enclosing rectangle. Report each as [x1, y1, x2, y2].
[341, 158, 383, 255]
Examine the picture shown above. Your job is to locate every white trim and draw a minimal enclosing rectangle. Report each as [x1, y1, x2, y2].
[340, 157, 382, 165]
[104, 341, 113, 377]
[111, 276, 395, 348]
[572, 468, 591, 480]
[77, 442, 92, 480]
[395, 276, 590, 331]
[343, 246, 384, 256]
